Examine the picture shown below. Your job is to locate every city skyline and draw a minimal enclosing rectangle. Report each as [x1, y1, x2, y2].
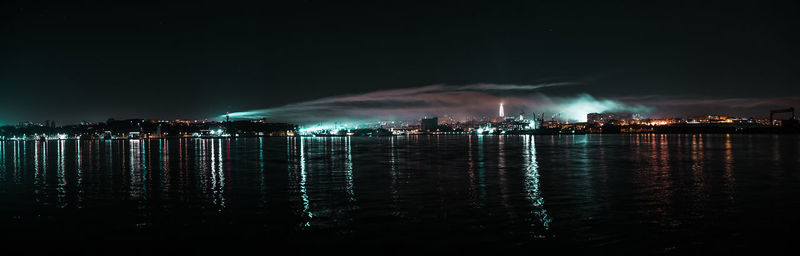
[2, 83, 798, 126]
[2, 1, 800, 253]
[3, 1, 800, 125]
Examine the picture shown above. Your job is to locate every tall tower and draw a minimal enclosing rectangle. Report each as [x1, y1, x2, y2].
[499, 103, 505, 117]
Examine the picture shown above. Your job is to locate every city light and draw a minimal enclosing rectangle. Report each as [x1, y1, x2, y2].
[0, 101, 797, 140]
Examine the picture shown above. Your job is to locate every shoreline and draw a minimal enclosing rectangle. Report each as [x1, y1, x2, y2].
[2, 132, 799, 141]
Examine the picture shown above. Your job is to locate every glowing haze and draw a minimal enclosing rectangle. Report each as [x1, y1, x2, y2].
[224, 83, 651, 125]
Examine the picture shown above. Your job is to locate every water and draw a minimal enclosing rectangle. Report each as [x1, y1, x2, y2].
[1, 135, 799, 253]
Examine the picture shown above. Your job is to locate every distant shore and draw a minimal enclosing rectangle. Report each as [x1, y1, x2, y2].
[3, 132, 799, 141]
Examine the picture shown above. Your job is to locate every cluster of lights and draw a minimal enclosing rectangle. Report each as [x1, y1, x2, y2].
[190, 129, 228, 137]
[2, 134, 73, 140]
[476, 127, 497, 134]
[298, 123, 358, 135]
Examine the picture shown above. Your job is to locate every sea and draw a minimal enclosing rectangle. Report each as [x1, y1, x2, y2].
[1, 134, 798, 254]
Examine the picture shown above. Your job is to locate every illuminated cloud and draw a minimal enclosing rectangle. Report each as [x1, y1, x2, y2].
[225, 83, 800, 126]
[224, 83, 652, 124]
[553, 94, 651, 121]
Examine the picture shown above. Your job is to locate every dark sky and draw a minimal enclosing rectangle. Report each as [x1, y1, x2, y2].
[2, 0, 799, 124]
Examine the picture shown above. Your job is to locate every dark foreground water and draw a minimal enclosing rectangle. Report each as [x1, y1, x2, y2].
[1, 135, 799, 254]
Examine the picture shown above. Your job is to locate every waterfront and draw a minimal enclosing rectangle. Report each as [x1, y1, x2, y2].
[1, 135, 799, 253]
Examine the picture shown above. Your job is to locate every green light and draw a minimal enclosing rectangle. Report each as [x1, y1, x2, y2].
[558, 94, 651, 121]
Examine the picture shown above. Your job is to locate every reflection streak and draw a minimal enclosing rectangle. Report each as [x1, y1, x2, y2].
[129, 140, 143, 199]
[690, 135, 708, 211]
[259, 137, 266, 206]
[57, 140, 66, 208]
[390, 136, 401, 216]
[723, 134, 736, 205]
[345, 136, 356, 203]
[215, 139, 226, 208]
[498, 136, 509, 210]
[300, 137, 312, 227]
[76, 140, 83, 207]
[477, 135, 486, 206]
[524, 135, 551, 237]
[467, 136, 478, 208]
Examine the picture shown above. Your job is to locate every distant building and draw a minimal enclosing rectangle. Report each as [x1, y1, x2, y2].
[499, 103, 505, 117]
[707, 115, 732, 123]
[587, 112, 634, 124]
[587, 113, 606, 124]
[421, 117, 438, 132]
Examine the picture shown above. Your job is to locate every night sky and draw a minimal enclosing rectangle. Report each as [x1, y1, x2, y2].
[3, 1, 800, 124]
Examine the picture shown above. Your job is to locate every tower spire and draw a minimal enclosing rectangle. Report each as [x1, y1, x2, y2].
[499, 103, 505, 117]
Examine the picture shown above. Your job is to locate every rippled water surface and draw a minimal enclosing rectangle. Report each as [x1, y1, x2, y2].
[1, 135, 799, 253]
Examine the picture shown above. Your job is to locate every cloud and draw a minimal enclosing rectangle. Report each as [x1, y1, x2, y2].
[224, 83, 653, 124]
[556, 94, 651, 121]
[224, 82, 800, 126]
[612, 95, 800, 117]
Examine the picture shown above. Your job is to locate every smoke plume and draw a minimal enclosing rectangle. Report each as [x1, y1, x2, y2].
[224, 83, 652, 125]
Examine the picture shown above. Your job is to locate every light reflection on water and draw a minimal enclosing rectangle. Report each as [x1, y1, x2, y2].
[523, 135, 550, 237]
[0, 135, 799, 253]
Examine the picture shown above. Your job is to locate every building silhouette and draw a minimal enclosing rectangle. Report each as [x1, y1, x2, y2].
[421, 117, 438, 132]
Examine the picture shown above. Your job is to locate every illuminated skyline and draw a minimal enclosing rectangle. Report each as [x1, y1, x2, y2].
[2, 1, 799, 125]
[2, 1, 799, 253]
